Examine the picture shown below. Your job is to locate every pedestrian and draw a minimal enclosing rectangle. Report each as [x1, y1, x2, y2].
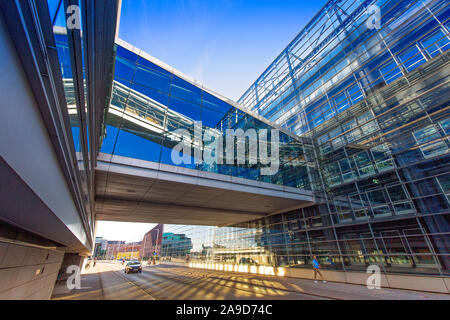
[312, 255, 326, 283]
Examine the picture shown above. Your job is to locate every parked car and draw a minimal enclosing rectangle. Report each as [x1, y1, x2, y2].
[124, 260, 142, 274]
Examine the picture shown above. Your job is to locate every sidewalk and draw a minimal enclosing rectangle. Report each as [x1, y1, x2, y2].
[156, 264, 450, 300]
[52, 261, 152, 300]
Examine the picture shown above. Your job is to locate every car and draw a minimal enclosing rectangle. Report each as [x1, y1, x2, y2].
[124, 260, 142, 274]
[238, 257, 258, 266]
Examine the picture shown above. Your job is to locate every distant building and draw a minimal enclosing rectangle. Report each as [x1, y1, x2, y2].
[161, 232, 193, 258]
[94, 237, 108, 258]
[140, 224, 164, 258]
[116, 241, 141, 260]
[105, 240, 125, 260]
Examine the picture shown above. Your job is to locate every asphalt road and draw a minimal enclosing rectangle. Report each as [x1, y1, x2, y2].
[51, 261, 450, 300]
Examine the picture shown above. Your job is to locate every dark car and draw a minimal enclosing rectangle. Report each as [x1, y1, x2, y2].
[124, 260, 142, 274]
[238, 257, 258, 266]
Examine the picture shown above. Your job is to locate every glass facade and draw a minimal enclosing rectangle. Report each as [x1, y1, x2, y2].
[47, 0, 94, 229]
[43, 0, 449, 278]
[155, 0, 450, 277]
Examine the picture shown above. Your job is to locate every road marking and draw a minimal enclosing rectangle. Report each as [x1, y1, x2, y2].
[114, 270, 156, 300]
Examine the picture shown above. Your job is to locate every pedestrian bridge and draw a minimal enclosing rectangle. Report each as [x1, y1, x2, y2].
[95, 153, 314, 226]
[93, 40, 317, 226]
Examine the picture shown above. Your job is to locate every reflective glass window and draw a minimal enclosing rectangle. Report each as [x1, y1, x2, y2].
[347, 84, 363, 104]
[334, 92, 350, 113]
[421, 29, 450, 58]
[380, 59, 403, 84]
[134, 66, 171, 93]
[387, 185, 408, 202]
[398, 46, 426, 73]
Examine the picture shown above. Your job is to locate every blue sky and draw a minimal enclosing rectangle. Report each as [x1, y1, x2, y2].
[118, 0, 326, 101]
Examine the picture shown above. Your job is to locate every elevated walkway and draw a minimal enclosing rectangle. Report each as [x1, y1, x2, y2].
[95, 153, 315, 226]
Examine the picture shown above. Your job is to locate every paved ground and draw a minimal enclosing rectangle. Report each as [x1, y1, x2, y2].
[51, 261, 450, 300]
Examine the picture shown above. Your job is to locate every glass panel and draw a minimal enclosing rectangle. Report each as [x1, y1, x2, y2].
[387, 185, 408, 202]
[439, 118, 450, 135]
[334, 92, 350, 113]
[347, 84, 363, 104]
[380, 59, 403, 84]
[421, 29, 450, 58]
[398, 46, 426, 72]
[393, 202, 415, 214]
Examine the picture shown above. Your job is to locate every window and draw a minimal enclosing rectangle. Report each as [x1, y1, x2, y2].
[420, 142, 448, 158]
[134, 65, 171, 93]
[380, 59, 403, 84]
[421, 29, 450, 58]
[329, 127, 342, 139]
[318, 133, 329, 145]
[360, 120, 379, 135]
[398, 46, 426, 73]
[413, 125, 448, 158]
[372, 206, 391, 217]
[334, 92, 350, 113]
[393, 202, 415, 215]
[347, 84, 364, 104]
[439, 118, 450, 135]
[331, 136, 346, 149]
[357, 111, 374, 124]
[323, 104, 335, 120]
[354, 152, 375, 177]
[437, 174, 450, 193]
[387, 185, 408, 202]
[368, 190, 387, 206]
[339, 159, 355, 182]
[354, 209, 369, 219]
[342, 119, 357, 132]
[325, 163, 342, 186]
[320, 143, 332, 155]
[312, 112, 324, 127]
[371, 145, 394, 172]
[413, 125, 440, 144]
[338, 212, 353, 223]
[346, 128, 362, 143]
[437, 174, 450, 204]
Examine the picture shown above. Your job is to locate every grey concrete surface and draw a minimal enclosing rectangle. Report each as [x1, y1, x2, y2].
[0, 242, 64, 299]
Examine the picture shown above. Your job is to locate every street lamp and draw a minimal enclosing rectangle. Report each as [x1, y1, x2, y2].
[142, 234, 146, 261]
[152, 228, 160, 265]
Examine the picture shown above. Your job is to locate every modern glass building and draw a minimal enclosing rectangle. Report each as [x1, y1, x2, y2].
[0, 0, 449, 299]
[159, 0, 450, 278]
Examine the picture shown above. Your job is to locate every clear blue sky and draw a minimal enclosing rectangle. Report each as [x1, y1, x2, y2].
[118, 0, 326, 100]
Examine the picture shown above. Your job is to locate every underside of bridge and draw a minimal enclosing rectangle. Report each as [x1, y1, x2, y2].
[95, 154, 315, 226]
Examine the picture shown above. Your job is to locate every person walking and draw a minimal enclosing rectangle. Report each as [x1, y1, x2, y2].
[312, 255, 326, 283]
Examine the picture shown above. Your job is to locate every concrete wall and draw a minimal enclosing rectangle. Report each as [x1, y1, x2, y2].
[0, 240, 64, 299]
[57, 253, 85, 282]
